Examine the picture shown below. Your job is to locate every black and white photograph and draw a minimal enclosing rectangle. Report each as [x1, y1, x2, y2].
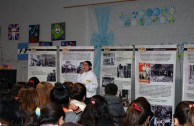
[47, 70, 56, 82]
[188, 65, 194, 84]
[103, 53, 115, 65]
[118, 89, 130, 107]
[117, 63, 131, 78]
[30, 54, 42, 66]
[102, 77, 114, 87]
[150, 64, 173, 82]
[61, 60, 77, 73]
[76, 61, 84, 74]
[42, 54, 56, 67]
[151, 105, 172, 126]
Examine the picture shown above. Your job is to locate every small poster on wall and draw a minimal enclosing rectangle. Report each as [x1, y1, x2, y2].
[29, 25, 40, 43]
[61, 41, 76, 46]
[18, 43, 28, 60]
[51, 22, 65, 41]
[39, 42, 53, 46]
[8, 24, 20, 40]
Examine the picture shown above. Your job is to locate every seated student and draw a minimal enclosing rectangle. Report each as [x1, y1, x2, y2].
[0, 97, 26, 126]
[78, 95, 113, 126]
[123, 97, 153, 126]
[184, 104, 194, 126]
[70, 83, 86, 111]
[36, 81, 54, 106]
[63, 81, 74, 96]
[104, 83, 124, 126]
[174, 101, 194, 126]
[25, 102, 65, 126]
[18, 86, 40, 114]
[50, 83, 82, 123]
[28, 76, 40, 88]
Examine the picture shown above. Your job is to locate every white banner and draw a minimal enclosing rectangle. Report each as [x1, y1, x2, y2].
[182, 44, 194, 101]
[59, 46, 94, 83]
[100, 46, 133, 107]
[135, 45, 176, 126]
[28, 46, 57, 84]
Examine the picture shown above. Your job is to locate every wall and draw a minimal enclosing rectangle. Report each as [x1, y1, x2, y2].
[0, 0, 193, 104]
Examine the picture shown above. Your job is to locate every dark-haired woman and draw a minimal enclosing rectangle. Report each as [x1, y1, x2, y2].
[77, 61, 98, 101]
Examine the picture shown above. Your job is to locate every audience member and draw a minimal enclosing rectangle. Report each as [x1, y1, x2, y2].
[63, 81, 74, 96]
[25, 102, 65, 126]
[174, 101, 193, 126]
[78, 95, 113, 126]
[0, 97, 26, 126]
[18, 86, 40, 114]
[104, 83, 124, 126]
[50, 83, 82, 123]
[36, 81, 54, 106]
[123, 97, 153, 126]
[70, 83, 86, 111]
[28, 76, 40, 88]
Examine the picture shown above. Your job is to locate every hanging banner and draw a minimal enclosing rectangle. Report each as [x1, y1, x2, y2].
[182, 44, 194, 101]
[100, 46, 133, 107]
[28, 46, 57, 84]
[135, 45, 176, 126]
[59, 46, 94, 83]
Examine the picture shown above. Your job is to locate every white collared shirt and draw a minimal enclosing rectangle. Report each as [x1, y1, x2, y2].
[77, 70, 98, 98]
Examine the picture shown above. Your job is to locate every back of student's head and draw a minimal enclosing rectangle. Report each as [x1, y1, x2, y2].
[105, 83, 118, 95]
[36, 81, 54, 106]
[18, 86, 40, 113]
[79, 95, 113, 126]
[63, 81, 74, 96]
[28, 77, 40, 88]
[187, 106, 194, 125]
[25, 102, 65, 126]
[71, 83, 86, 101]
[174, 101, 193, 125]
[50, 82, 70, 107]
[123, 97, 152, 126]
[0, 97, 26, 126]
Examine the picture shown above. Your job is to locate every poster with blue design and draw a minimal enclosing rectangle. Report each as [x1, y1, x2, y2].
[8, 24, 20, 40]
[18, 43, 28, 60]
[119, 6, 175, 27]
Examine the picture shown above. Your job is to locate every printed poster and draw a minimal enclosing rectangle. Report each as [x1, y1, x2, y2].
[18, 43, 28, 60]
[100, 46, 133, 107]
[51, 22, 65, 41]
[29, 25, 40, 43]
[182, 44, 194, 101]
[8, 24, 20, 40]
[28, 46, 57, 84]
[135, 45, 176, 126]
[59, 46, 94, 83]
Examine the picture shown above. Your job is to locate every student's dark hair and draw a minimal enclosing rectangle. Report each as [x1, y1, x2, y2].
[105, 83, 118, 96]
[123, 97, 152, 126]
[84, 61, 92, 70]
[174, 101, 193, 125]
[0, 97, 26, 126]
[28, 77, 40, 88]
[63, 81, 74, 96]
[71, 83, 86, 101]
[50, 82, 70, 107]
[79, 95, 113, 126]
[25, 102, 65, 126]
[188, 106, 194, 124]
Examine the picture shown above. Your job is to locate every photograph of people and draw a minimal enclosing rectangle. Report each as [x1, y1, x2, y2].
[77, 61, 98, 101]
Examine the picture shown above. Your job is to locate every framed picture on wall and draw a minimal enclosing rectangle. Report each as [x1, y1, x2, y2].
[29, 24, 40, 43]
[51, 22, 65, 41]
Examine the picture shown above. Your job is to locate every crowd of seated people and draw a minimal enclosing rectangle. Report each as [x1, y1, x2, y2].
[0, 76, 194, 126]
